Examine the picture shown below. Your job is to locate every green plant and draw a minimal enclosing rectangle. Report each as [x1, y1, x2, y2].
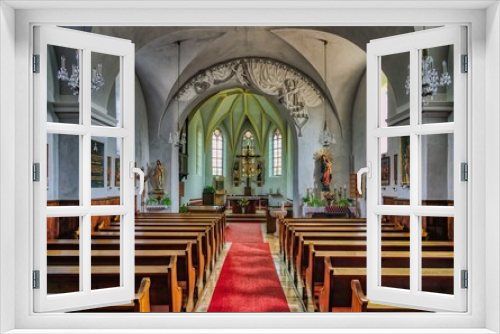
[237, 199, 250, 207]
[180, 204, 188, 213]
[203, 185, 216, 194]
[146, 198, 158, 205]
[311, 197, 323, 207]
[337, 198, 354, 207]
[161, 197, 171, 206]
[301, 196, 310, 204]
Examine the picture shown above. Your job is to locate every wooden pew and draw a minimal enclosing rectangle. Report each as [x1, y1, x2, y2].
[292, 232, 423, 279]
[48, 256, 183, 312]
[318, 257, 454, 312]
[294, 237, 454, 282]
[304, 248, 454, 307]
[279, 218, 394, 258]
[284, 225, 402, 262]
[92, 230, 214, 275]
[136, 213, 226, 251]
[47, 239, 206, 293]
[134, 217, 224, 255]
[75, 277, 152, 313]
[350, 279, 426, 312]
[48, 248, 197, 312]
[104, 224, 219, 266]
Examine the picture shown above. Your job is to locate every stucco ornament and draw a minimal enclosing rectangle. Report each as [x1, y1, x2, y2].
[176, 58, 324, 136]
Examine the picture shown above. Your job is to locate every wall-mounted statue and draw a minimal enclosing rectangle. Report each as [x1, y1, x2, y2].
[314, 149, 333, 191]
[256, 160, 264, 187]
[233, 161, 240, 187]
[147, 160, 165, 191]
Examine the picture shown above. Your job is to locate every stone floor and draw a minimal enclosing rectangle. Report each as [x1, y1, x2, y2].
[194, 222, 305, 312]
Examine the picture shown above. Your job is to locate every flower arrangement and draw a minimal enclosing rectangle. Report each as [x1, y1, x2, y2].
[237, 199, 250, 207]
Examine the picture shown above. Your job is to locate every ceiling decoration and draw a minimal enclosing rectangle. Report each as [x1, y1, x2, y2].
[177, 57, 325, 136]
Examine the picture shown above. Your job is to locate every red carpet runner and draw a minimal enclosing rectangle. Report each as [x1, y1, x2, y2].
[207, 222, 290, 312]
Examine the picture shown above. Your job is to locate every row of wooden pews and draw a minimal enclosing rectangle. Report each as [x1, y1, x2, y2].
[279, 217, 454, 312]
[47, 211, 226, 313]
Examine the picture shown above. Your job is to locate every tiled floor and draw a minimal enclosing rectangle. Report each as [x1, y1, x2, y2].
[194, 222, 306, 312]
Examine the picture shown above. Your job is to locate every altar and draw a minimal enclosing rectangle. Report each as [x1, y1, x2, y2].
[227, 196, 264, 214]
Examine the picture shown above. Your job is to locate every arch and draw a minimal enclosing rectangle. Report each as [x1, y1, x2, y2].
[159, 57, 342, 139]
[175, 85, 301, 216]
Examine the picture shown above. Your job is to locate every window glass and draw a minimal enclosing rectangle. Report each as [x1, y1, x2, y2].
[212, 129, 223, 176]
[272, 130, 282, 176]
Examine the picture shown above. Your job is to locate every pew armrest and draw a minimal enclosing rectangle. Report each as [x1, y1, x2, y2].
[350, 279, 368, 312]
[133, 277, 152, 312]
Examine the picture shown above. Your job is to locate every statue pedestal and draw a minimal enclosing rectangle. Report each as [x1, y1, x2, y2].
[152, 189, 165, 201]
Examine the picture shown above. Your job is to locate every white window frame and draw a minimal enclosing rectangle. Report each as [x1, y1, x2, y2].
[366, 26, 467, 312]
[1, 2, 498, 333]
[33, 26, 136, 313]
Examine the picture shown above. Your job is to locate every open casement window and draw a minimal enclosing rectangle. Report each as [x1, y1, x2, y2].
[365, 26, 467, 312]
[33, 26, 137, 312]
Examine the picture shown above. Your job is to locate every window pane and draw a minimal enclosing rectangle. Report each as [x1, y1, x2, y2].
[421, 134, 454, 206]
[48, 45, 81, 124]
[47, 134, 80, 206]
[47, 216, 81, 295]
[91, 52, 121, 127]
[419, 45, 454, 125]
[420, 216, 454, 295]
[380, 52, 410, 128]
[380, 136, 410, 205]
[91, 215, 121, 290]
[379, 215, 410, 291]
[272, 131, 282, 176]
[91, 137, 121, 205]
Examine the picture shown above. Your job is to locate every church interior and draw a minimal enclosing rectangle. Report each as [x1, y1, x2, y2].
[45, 26, 456, 313]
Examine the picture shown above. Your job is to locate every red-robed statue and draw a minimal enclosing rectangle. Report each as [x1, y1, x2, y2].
[320, 154, 332, 191]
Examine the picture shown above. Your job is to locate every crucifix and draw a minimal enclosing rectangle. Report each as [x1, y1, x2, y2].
[236, 143, 261, 196]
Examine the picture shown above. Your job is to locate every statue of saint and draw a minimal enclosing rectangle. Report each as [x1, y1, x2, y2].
[320, 154, 332, 191]
[153, 160, 164, 190]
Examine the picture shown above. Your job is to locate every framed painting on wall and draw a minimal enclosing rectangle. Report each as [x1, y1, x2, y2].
[115, 158, 120, 187]
[393, 154, 398, 185]
[107, 157, 112, 188]
[400, 136, 410, 186]
[381, 156, 390, 186]
[91, 140, 105, 188]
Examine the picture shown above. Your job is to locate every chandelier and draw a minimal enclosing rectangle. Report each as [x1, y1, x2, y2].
[169, 41, 186, 148]
[57, 52, 105, 95]
[405, 55, 452, 105]
[318, 40, 335, 147]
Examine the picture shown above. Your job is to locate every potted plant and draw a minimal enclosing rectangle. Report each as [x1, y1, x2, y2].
[161, 197, 171, 207]
[179, 203, 188, 213]
[237, 198, 250, 214]
[202, 185, 215, 205]
[302, 196, 310, 207]
[311, 197, 323, 208]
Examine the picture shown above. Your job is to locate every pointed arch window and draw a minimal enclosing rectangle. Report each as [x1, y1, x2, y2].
[272, 130, 282, 176]
[212, 129, 223, 176]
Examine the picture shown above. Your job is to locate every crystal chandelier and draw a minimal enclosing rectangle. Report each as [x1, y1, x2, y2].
[57, 51, 105, 95]
[318, 40, 335, 147]
[169, 41, 186, 148]
[405, 55, 452, 105]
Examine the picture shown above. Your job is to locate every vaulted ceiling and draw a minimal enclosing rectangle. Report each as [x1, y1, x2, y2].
[192, 88, 287, 155]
